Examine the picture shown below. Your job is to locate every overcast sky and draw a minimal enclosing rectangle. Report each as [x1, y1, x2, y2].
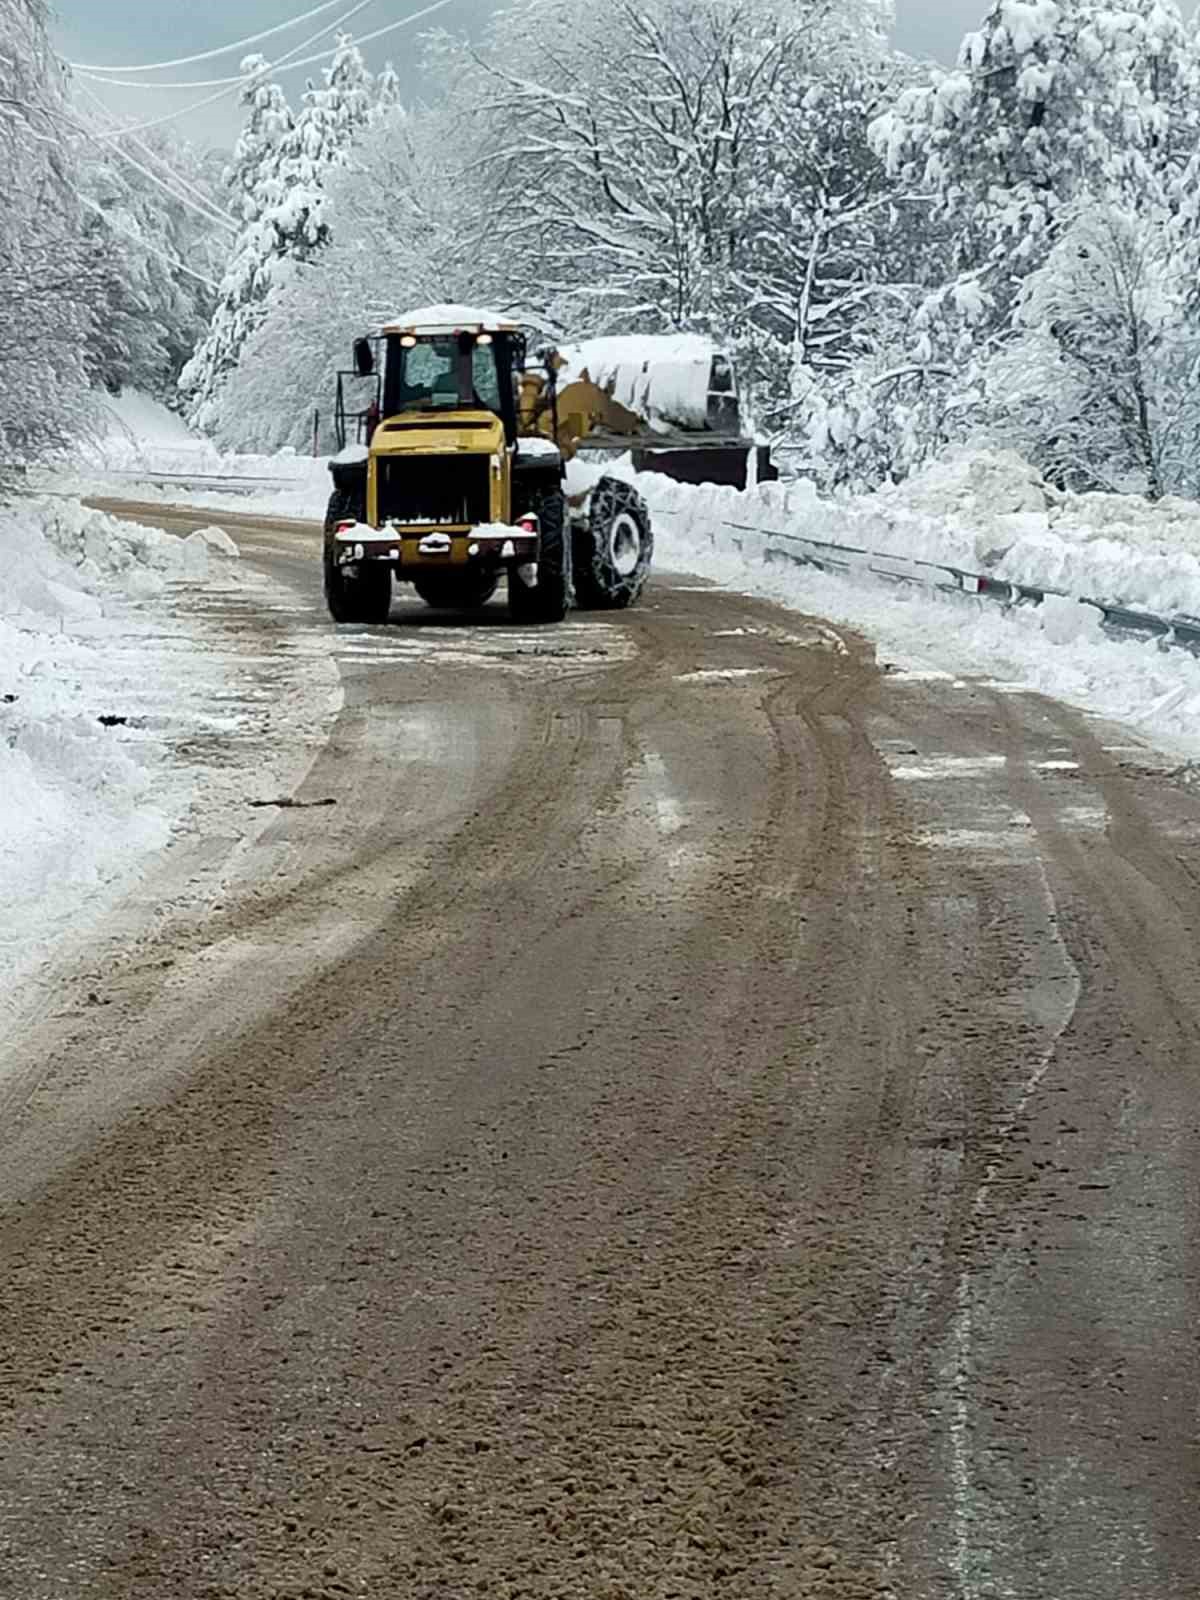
[53, 0, 1000, 148]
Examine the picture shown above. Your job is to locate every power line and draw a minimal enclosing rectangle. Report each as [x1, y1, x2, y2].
[68, 0, 352, 75]
[78, 5, 442, 91]
[83, 0, 451, 145]
[74, 0, 387, 91]
[84, 0, 447, 144]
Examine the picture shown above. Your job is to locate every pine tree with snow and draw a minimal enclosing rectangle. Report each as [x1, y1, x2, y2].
[223, 55, 295, 225]
[374, 61, 402, 117]
[181, 58, 301, 424]
[262, 35, 374, 256]
[318, 34, 375, 148]
[182, 38, 378, 430]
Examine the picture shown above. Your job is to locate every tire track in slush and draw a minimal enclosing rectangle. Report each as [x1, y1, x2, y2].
[949, 848, 1082, 1599]
[5, 503, 1200, 1599]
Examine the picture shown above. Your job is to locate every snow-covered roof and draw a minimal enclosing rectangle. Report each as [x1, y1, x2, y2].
[381, 303, 519, 337]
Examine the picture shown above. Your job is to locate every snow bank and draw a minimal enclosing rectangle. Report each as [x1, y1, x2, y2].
[0, 495, 238, 1000]
[31, 495, 239, 597]
[855, 450, 1200, 619]
[605, 447, 1200, 624]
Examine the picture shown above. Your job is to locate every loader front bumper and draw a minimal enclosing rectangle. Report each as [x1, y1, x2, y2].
[331, 524, 538, 569]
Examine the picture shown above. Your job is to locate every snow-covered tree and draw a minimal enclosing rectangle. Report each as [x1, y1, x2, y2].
[180, 57, 297, 423]
[74, 129, 226, 399]
[439, 0, 806, 334]
[313, 34, 374, 149]
[855, 0, 1200, 484]
[264, 36, 373, 256]
[875, 0, 1195, 286]
[182, 39, 379, 429]
[987, 204, 1200, 497]
[374, 61, 402, 116]
[210, 102, 477, 452]
[0, 0, 99, 469]
[725, 49, 932, 445]
[224, 54, 295, 224]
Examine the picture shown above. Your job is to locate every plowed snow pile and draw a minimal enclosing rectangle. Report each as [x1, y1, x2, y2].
[633, 449, 1200, 621]
[1, 498, 242, 1007]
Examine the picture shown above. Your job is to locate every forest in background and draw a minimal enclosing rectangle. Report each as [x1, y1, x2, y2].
[8, 0, 1200, 498]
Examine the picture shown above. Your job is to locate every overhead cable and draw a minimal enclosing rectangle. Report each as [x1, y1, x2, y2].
[68, 0, 351, 74]
[82, 0, 388, 140]
[74, 0, 386, 91]
[85, 0, 446, 143]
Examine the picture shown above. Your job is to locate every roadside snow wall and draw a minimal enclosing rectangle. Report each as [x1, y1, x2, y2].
[610, 449, 1200, 641]
[0, 496, 237, 998]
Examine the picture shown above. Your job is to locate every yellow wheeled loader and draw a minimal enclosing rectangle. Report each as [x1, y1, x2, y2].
[324, 305, 764, 624]
[324, 304, 655, 625]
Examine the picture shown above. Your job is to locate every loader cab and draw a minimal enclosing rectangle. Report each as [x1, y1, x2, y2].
[373, 309, 525, 444]
[380, 329, 525, 446]
[335, 309, 529, 453]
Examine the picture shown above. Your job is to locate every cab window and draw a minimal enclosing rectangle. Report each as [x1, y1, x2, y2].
[471, 343, 501, 411]
[395, 341, 459, 410]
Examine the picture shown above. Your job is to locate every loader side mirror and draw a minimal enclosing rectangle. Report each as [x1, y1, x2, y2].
[353, 337, 375, 378]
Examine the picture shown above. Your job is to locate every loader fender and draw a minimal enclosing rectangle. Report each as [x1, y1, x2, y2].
[329, 443, 369, 502]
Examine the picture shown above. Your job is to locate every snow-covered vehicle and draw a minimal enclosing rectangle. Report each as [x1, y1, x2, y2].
[323, 304, 654, 625]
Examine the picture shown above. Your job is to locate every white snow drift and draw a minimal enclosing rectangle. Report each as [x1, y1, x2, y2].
[0, 496, 242, 1010]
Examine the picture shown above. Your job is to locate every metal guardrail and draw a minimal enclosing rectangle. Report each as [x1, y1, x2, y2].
[99, 470, 298, 490]
[702, 514, 1200, 660]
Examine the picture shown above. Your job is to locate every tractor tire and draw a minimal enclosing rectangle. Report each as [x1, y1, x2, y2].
[322, 488, 391, 624]
[412, 573, 499, 610]
[573, 476, 652, 610]
[508, 488, 571, 624]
